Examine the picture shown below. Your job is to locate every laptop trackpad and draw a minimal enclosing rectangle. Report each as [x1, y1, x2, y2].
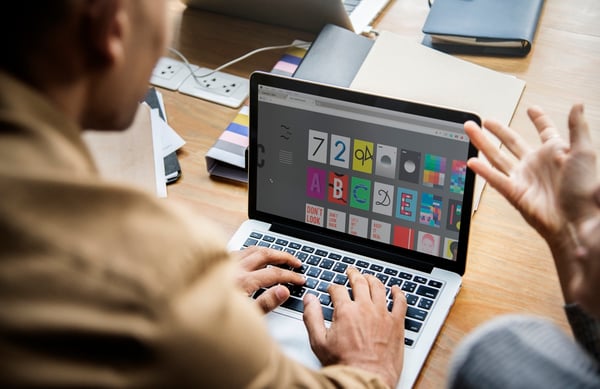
[265, 310, 322, 370]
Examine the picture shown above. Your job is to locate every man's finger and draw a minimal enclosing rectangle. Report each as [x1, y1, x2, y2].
[465, 120, 515, 175]
[568, 103, 592, 151]
[239, 246, 301, 270]
[528, 105, 561, 143]
[256, 285, 290, 313]
[303, 293, 328, 354]
[389, 286, 407, 320]
[467, 158, 523, 208]
[365, 274, 386, 307]
[252, 267, 305, 289]
[346, 267, 369, 302]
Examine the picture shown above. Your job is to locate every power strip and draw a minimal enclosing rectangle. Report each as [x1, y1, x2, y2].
[150, 57, 198, 91]
[150, 57, 249, 108]
[178, 67, 249, 109]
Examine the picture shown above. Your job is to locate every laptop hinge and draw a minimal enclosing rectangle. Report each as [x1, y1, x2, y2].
[270, 222, 435, 274]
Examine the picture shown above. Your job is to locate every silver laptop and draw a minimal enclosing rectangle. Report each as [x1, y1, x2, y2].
[228, 72, 480, 388]
[182, 0, 390, 34]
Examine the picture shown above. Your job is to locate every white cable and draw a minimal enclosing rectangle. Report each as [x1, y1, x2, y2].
[168, 41, 311, 84]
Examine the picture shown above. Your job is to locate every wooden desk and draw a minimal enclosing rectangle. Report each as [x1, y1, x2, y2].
[161, 0, 600, 387]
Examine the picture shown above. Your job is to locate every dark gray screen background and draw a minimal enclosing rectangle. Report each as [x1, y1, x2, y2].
[255, 94, 470, 261]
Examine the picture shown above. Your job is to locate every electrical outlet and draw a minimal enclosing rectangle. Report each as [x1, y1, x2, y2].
[150, 57, 197, 90]
[178, 67, 249, 108]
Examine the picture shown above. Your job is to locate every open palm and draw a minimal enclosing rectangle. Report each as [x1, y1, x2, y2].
[464, 104, 593, 242]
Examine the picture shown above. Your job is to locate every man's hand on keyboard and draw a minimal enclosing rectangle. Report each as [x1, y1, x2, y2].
[233, 246, 305, 313]
[302, 267, 407, 389]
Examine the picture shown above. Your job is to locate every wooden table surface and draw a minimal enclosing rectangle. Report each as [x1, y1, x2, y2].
[161, 0, 600, 387]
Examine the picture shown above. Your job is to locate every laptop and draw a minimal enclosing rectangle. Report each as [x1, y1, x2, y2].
[227, 71, 480, 389]
[182, 0, 390, 34]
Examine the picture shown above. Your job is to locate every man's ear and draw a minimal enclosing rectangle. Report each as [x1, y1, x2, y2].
[82, 0, 127, 69]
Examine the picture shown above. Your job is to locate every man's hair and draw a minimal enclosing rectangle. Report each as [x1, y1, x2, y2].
[1, 2, 71, 77]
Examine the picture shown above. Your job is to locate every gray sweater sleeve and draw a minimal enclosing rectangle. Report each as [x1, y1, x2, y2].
[565, 303, 600, 363]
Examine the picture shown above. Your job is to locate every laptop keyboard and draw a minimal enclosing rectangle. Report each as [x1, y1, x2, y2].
[241, 231, 444, 347]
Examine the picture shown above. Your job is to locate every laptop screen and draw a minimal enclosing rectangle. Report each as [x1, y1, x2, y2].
[248, 72, 479, 275]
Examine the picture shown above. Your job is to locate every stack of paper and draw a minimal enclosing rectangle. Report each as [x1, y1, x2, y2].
[83, 89, 185, 198]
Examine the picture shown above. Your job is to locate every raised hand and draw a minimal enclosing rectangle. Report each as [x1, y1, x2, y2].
[465, 104, 600, 312]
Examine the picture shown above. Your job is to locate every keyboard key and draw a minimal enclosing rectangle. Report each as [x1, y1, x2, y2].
[320, 258, 334, 269]
[307, 255, 321, 266]
[406, 307, 428, 321]
[375, 273, 389, 284]
[306, 290, 319, 298]
[289, 242, 301, 250]
[250, 232, 263, 239]
[384, 268, 398, 276]
[284, 248, 296, 255]
[319, 294, 331, 306]
[304, 278, 318, 289]
[275, 238, 289, 246]
[402, 281, 417, 293]
[282, 295, 332, 321]
[405, 318, 423, 333]
[404, 338, 414, 346]
[243, 238, 258, 246]
[428, 280, 443, 289]
[294, 264, 308, 274]
[414, 276, 428, 284]
[342, 256, 356, 264]
[315, 249, 328, 257]
[282, 296, 304, 313]
[418, 298, 433, 310]
[322, 306, 334, 321]
[387, 300, 394, 311]
[271, 245, 283, 251]
[258, 241, 270, 247]
[320, 271, 335, 282]
[328, 253, 342, 260]
[370, 264, 383, 272]
[317, 281, 330, 293]
[388, 277, 403, 287]
[417, 285, 439, 299]
[356, 260, 369, 268]
[302, 246, 315, 253]
[406, 294, 418, 306]
[295, 252, 308, 261]
[262, 235, 275, 242]
[287, 284, 305, 298]
[333, 262, 348, 273]
[307, 267, 321, 278]
[399, 272, 413, 280]
[333, 274, 348, 285]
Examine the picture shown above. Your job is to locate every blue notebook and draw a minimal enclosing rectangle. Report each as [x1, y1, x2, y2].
[422, 0, 545, 57]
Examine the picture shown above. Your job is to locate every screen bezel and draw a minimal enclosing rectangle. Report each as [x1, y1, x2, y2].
[248, 71, 480, 276]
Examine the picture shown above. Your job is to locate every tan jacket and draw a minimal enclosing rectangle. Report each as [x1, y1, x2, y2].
[0, 71, 388, 388]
